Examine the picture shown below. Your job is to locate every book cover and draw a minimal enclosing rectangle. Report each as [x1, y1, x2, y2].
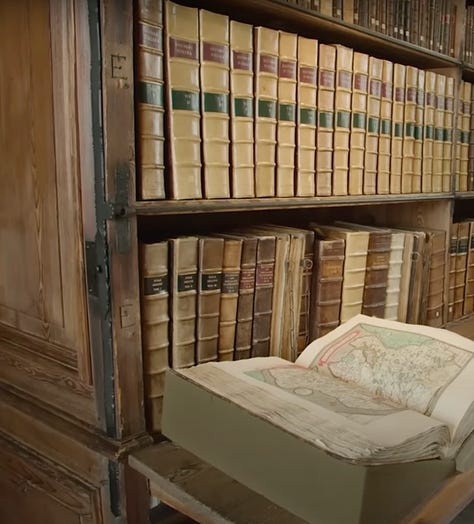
[443, 77, 454, 193]
[454, 222, 470, 320]
[136, 0, 165, 200]
[316, 44, 336, 196]
[349, 52, 369, 196]
[364, 57, 382, 195]
[405, 230, 428, 324]
[333, 45, 353, 196]
[384, 231, 405, 320]
[390, 63, 406, 194]
[432, 73, 446, 193]
[447, 223, 457, 322]
[254, 27, 279, 197]
[165, 1, 202, 199]
[422, 71, 436, 193]
[170, 236, 199, 368]
[139, 240, 169, 431]
[412, 68, 425, 193]
[378, 59, 393, 195]
[464, 221, 474, 316]
[276, 31, 298, 197]
[296, 36, 318, 197]
[397, 230, 415, 322]
[230, 21, 255, 198]
[423, 230, 446, 327]
[401, 66, 417, 194]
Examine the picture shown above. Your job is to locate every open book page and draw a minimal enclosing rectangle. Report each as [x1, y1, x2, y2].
[296, 314, 474, 453]
[178, 357, 449, 465]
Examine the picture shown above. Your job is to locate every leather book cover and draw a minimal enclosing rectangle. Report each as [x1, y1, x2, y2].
[464, 221, 474, 316]
[217, 237, 243, 361]
[454, 222, 470, 320]
[234, 236, 258, 360]
[349, 52, 368, 196]
[196, 237, 224, 364]
[401, 66, 417, 194]
[432, 73, 446, 193]
[412, 68, 425, 193]
[136, 0, 165, 200]
[309, 234, 345, 340]
[316, 44, 336, 196]
[276, 31, 297, 197]
[165, 1, 202, 199]
[230, 21, 255, 198]
[255, 26, 279, 197]
[384, 231, 405, 320]
[296, 36, 318, 197]
[364, 57, 382, 195]
[170, 236, 198, 368]
[333, 45, 353, 196]
[442, 77, 455, 193]
[298, 229, 315, 353]
[378, 59, 393, 195]
[422, 71, 436, 193]
[199, 10, 230, 198]
[390, 63, 405, 194]
[140, 240, 169, 431]
[423, 229, 446, 327]
[447, 223, 457, 322]
[397, 230, 415, 322]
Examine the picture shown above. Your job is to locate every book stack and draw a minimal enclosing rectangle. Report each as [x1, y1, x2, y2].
[465, 5, 474, 67]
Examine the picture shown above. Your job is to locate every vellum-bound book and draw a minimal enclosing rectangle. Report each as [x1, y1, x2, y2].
[390, 63, 405, 194]
[422, 72, 436, 193]
[412, 68, 425, 194]
[459, 82, 472, 193]
[377, 60, 392, 195]
[433, 73, 446, 193]
[443, 77, 455, 193]
[401, 66, 417, 194]
[163, 314, 474, 524]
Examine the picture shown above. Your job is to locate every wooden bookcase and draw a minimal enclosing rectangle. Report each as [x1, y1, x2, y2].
[0, 0, 473, 523]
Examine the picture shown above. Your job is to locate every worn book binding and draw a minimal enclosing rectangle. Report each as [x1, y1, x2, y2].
[464, 221, 474, 316]
[384, 231, 405, 321]
[442, 77, 455, 193]
[454, 222, 470, 320]
[412, 68, 424, 193]
[364, 57, 382, 195]
[423, 229, 446, 327]
[432, 73, 446, 193]
[390, 63, 405, 194]
[447, 223, 457, 322]
[422, 71, 436, 193]
[377, 60, 392, 195]
[401, 66, 417, 194]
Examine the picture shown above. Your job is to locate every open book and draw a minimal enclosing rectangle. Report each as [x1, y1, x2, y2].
[171, 315, 474, 466]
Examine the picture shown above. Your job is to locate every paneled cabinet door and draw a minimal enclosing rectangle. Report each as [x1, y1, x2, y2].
[0, 0, 99, 426]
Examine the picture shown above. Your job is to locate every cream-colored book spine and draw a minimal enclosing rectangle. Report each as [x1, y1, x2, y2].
[443, 77, 455, 193]
[364, 57, 382, 195]
[255, 27, 279, 197]
[422, 72, 436, 193]
[165, 1, 201, 199]
[459, 82, 472, 192]
[140, 240, 169, 431]
[199, 10, 230, 198]
[276, 31, 297, 197]
[296, 36, 318, 197]
[136, 0, 165, 200]
[384, 231, 404, 320]
[412, 69, 425, 193]
[378, 59, 393, 195]
[230, 21, 255, 198]
[333, 45, 353, 196]
[455, 81, 464, 192]
[433, 73, 446, 193]
[401, 66, 417, 194]
[349, 52, 368, 196]
[390, 63, 405, 194]
[464, 221, 474, 316]
[316, 44, 336, 196]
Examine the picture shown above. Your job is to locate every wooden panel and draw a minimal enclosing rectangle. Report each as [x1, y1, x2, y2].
[0, 0, 97, 422]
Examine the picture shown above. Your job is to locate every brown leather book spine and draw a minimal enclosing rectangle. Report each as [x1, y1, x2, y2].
[140, 240, 169, 432]
[447, 223, 457, 323]
[454, 222, 470, 320]
[405, 232, 426, 324]
[362, 230, 391, 317]
[310, 238, 345, 340]
[196, 237, 224, 364]
[424, 230, 446, 327]
[464, 222, 474, 316]
[170, 237, 198, 368]
[298, 230, 315, 352]
[218, 238, 243, 361]
[251, 236, 276, 357]
[234, 237, 258, 360]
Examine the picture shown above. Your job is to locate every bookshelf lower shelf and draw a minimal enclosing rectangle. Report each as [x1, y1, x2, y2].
[446, 315, 474, 340]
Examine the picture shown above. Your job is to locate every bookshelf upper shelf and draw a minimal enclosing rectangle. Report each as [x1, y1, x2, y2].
[183, 0, 461, 70]
[135, 193, 451, 216]
[455, 192, 474, 200]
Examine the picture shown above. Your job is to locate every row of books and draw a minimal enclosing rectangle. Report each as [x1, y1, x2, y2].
[464, 5, 474, 67]
[139, 222, 447, 430]
[285, 0, 457, 57]
[136, 0, 469, 202]
[448, 220, 474, 322]
[456, 80, 474, 192]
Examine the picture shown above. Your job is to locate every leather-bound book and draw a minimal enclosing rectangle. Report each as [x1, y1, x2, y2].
[364, 57, 382, 195]
[170, 236, 198, 368]
[196, 237, 224, 364]
[401, 66, 417, 194]
[139, 240, 169, 431]
[384, 231, 405, 320]
[405, 230, 428, 324]
[276, 31, 297, 197]
[432, 73, 446, 193]
[447, 223, 457, 322]
[333, 45, 353, 196]
[343, 0, 354, 23]
[349, 51, 368, 196]
[378, 59, 393, 195]
[442, 77, 454, 193]
[397, 230, 415, 322]
[454, 222, 470, 320]
[297, 228, 315, 353]
[423, 229, 446, 327]
[469, 86, 474, 191]
[230, 20, 255, 198]
[165, 1, 201, 199]
[136, 0, 165, 200]
[464, 221, 474, 316]
[217, 237, 243, 361]
[390, 63, 405, 194]
[412, 68, 424, 193]
[296, 36, 318, 196]
[254, 27, 279, 197]
[457, 81, 471, 192]
[199, 10, 230, 198]
[422, 71, 436, 193]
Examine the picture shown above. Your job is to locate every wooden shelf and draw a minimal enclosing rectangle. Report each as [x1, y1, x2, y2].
[462, 63, 474, 82]
[183, 0, 461, 70]
[454, 192, 474, 200]
[135, 193, 451, 216]
[446, 314, 474, 340]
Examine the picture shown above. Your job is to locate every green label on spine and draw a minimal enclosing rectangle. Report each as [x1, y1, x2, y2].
[368, 117, 379, 134]
[171, 90, 199, 111]
[139, 82, 163, 107]
[381, 119, 391, 135]
[405, 122, 415, 137]
[414, 125, 422, 140]
[279, 103, 296, 122]
[258, 99, 277, 119]
[458, 239, 469, 254]
[300, 108, 316, 125]
[234, 97, 253, 118]
[425, 125, 434, 139]
[462, 131, 469, 144]
[443, 129, 452, 142]
[204, 92, 228, 113]
[336, 111, 350, 128]
[394, 123, 403, 137]
[435, 128, 444, 141]
[353, 113, 366, 129]
[318, 111, 334, 128]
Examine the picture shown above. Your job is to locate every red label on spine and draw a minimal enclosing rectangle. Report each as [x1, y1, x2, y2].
[233, 51, 252, 71]
[256, 263, 274, 285]
[169, 37, 198, 60]
[381, 82, 392, 99]
[369, 79, 382, 97]
[239, 268, 255, 290]
[395, 87, 405, 102]
[299, 66, 317, 85]
[406, 87, 417, 102]
[259, 54, 278, 74]
[202, 42, 228, 64]
[319, 70, 335, 88]
[338, 71, 352, 89]
[354, 73, 368, 91]
[279, 60, 296, 79]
